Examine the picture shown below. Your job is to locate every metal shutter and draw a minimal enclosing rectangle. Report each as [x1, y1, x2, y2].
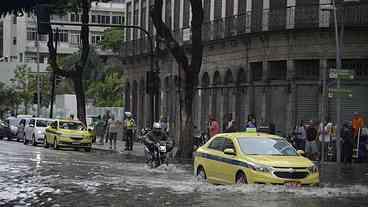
[269, 86, 287, 134]
[296, 85, 319, 122]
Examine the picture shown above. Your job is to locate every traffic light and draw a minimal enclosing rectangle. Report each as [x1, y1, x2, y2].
[36, 4, 50, 34]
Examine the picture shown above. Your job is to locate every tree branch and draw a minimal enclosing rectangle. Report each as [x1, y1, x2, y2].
[189, 0, 204, 75]
[77, 0, 90, 74]
[47, 28, 73, 78]
[150, 0, 189, 70]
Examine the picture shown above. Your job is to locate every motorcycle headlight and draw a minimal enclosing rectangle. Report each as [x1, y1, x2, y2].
[249, 163, 272, 173]
[307, 165, 319, 173]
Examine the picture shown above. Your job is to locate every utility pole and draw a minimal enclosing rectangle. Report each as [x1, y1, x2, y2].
[36, 34, 41, 117]
[332, 0, 342, 163]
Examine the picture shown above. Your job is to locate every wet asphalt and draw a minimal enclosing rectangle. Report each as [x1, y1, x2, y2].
[1, 139, 368, 207]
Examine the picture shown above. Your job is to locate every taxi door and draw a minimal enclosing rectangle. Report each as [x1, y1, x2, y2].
[46, 121, 58, 143]
[205, 137, 226, 184]
[217, 138, 239, 184]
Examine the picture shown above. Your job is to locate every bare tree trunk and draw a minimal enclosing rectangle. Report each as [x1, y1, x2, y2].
[72, 75, 86, 123]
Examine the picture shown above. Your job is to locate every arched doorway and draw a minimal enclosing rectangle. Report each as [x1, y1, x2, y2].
[223, 69, 234, 130]
[125, 82, 131, 112]
[139, 79, 145, 129]
[235, 68, 247, 129]
[132, 80, 138, 119]
[212, 71, 221, 121]
[201, 72, 210, 131]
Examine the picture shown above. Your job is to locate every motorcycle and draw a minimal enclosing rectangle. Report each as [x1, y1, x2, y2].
[145, 140, 171, 168]
[138, 128, 151, 143]
[194, 132, 208, 150]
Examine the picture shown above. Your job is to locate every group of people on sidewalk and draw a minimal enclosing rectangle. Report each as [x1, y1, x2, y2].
[94, 111, 136, 151]
[293, 112, 368, 163]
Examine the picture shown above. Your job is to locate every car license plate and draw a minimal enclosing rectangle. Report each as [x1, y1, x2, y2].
[286, 182, 301, 187]
[72, 142, 80, 145]
[159, 145, 167, 152]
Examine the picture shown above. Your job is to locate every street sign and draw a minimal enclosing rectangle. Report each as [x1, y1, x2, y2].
[328, 88, 353, 98]
[329, 69, 354, 80]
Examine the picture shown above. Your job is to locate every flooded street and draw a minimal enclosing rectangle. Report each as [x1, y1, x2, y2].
[1, 140, 368, 207]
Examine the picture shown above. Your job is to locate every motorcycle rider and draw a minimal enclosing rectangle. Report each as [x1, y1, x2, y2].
[143, 122, 174, 162]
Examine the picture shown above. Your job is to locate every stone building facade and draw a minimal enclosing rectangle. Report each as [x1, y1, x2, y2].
[121, 0, 368, 137]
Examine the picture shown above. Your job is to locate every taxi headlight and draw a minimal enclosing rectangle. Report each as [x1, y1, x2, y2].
[307, 165, 319, 173]
[37, 130, 43, 134]
[249, 163, 272, 173]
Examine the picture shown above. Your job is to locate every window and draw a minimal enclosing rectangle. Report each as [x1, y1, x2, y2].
[92, 15, 96, 23]
[36, 120, 53, 127]
[214, 0, 222, 19]
[140, 0, 147, 30]
[19, 53, 23, 62]
[13, 37, 17, 45]
[50, 121, 58, 129]
[59, 121, 85, 130]
[237, 137, 297, 156]
[91, 34, 104, 45]
[251, 62, 263, 81]
[183, 0, 190, 28]
[53, 30, 68, 42]
[29, 119, 35, 126]
[27, 28, 37, 41]
[295, 60, 319, 80]
[174, 0, 180, 29]
[112, 16, 123, 24]
[70, 32, 80, 46]
[71, 13, 80, 22]
[165, 0, 172, 29]
[208, 137, 226, 151]
[224, 138, 235, 151]
[19, 119, 26, 127]
[268, 61, 287, 80]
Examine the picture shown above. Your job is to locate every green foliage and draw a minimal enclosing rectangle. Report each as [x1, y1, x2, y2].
[86, 71, 125, 107]
[0, 82, 21, 115]
[10, 65, 36, 111]
[100, 28, 124, 52]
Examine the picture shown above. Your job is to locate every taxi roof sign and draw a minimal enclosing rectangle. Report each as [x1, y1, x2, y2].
[246, 127, 257, 133]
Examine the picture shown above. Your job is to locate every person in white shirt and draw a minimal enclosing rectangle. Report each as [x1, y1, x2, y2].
[108, 115, 119, 151]
[294, 121, 306, 150]
[319, 121, 332, 161]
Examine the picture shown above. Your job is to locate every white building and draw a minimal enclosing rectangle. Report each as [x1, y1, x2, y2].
[0, 1, 125, 84]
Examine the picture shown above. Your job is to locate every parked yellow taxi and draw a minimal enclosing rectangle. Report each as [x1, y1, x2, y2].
[44, 120, 93, 152]
[194, 129, 319, 186]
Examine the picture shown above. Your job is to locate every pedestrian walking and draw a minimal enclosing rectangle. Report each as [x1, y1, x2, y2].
[123, 112, 136, 151]
[224, 113, 236, 133]
[294, 121, 306, 151]
[208, 114, 220, 138]
[103, 110, 111, 143]
[108, 115, 119, 151]
[318, 121, 332, 161]
[246, 114, 257, 128]
[94, 115, 105, 145]
[342, 122, 354, 164]
[305, 121, 319, 161]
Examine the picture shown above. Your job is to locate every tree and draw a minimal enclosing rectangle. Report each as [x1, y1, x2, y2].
[100, 28, 124, 52]
[86, 70, 125, 107]
[10, 65, 36, 114]
[0, 82, 21, 118]
[47, 0, 92, 124]
[150, 0, 204, 158]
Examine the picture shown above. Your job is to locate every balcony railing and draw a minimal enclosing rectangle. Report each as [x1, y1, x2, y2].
[121, 3, 368, 58]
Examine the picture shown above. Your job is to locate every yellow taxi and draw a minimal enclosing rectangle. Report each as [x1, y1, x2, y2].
[44, 120, 93, 152]
[194, 129, 319, 186]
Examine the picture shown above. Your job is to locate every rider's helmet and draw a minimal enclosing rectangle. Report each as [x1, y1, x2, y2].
[125, 112, 132, 118]
[152, 122, 162, 134]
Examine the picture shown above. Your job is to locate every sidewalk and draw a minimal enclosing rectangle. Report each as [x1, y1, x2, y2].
[92, 139, 145, 157]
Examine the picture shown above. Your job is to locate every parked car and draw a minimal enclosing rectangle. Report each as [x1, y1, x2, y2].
[16, 118, 32, 142]
[0, 120, 12, 140]
[6, 117, 20, 140]
[45, 119, 94, 152]
[24, 118, 55, 146]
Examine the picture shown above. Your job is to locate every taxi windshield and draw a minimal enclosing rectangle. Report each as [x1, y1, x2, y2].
[237, 137, 297, 156]
[36, 120, 53, 127]
[59, 121, 85, 130]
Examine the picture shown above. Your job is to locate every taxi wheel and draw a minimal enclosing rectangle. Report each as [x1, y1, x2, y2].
[32, 135, 37, 146]
[23, 135, 27, 145]
[197, 166, 207, 181]
[44, 137, 49, 148]
[235, 171, 248, 184]
[53, 138, 59, 150]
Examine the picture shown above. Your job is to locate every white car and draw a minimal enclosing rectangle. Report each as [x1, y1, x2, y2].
[24, 118, 55, 146]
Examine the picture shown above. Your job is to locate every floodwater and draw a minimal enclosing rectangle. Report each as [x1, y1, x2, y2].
[1, 140, 368, 207]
